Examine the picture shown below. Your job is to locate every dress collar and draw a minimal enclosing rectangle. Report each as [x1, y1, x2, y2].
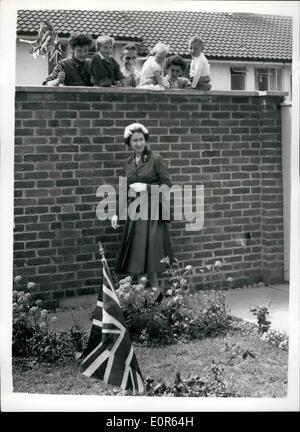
[98, 52, 112, 62]
[135, 146, 151, 163]
[128, 147, 151, 173]
[192, 52, 204, 60]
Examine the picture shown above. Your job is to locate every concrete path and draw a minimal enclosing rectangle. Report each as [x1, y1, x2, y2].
[52, 284, 289, 335]
[224, 284, 289, 334]
[51, 294, 97, 334]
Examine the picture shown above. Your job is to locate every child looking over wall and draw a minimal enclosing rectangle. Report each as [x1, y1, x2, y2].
[91, 35, 125, 87]
[188, 36, 211, 90]
[138, 42, 170, 90]
[120, 43, 141, 87]
[165, 55, 191, 89]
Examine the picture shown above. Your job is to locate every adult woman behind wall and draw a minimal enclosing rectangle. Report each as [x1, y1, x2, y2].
[43, 32, 93, 86]
[111, 123, 174, 291]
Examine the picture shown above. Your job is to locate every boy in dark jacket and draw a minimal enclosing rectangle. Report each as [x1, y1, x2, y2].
[91, 35, 125, 87]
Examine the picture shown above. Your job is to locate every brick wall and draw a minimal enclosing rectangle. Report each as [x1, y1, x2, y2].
[14, 87, 285, 302]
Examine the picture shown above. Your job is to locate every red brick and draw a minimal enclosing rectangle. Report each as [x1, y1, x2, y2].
[54, 111, 77, 119]
[79, 111, 100, 118]
[15, 128, 34, 136]
[14, 90, 285, 299]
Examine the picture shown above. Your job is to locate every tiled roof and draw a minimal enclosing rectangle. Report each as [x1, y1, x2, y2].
[17, 9, 292, 61]
[17, 9, 142, 41]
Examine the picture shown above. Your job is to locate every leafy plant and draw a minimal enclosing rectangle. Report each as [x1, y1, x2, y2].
[250, 304, 272, 333]
[12, 275, 86, 364]
[145, 361, 237, 397]
[160, 256, 193, 293]
[117, 259, 232, 345]
[197, 258, 234, 290]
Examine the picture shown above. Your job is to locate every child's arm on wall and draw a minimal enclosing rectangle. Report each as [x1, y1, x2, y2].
[114, 79, 125, 87]
[197, 76, 211, 90]
[153, 70, 170, 88]
[191, 59, 204, 88]
[43, 62, 64, 86]
[182, 77, 192, 88]
[96, 77, 114, 87]
[45, 77, 60, 86]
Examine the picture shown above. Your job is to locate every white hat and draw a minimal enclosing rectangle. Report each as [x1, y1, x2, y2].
[124, 123, 149, 140]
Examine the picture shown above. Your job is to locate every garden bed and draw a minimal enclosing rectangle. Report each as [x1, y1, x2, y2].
[12, 262, 289, 397]
[13, 324, 288, 398]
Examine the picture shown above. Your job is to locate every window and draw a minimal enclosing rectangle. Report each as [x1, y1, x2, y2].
[231, 67, 247, 90]
[255, 68, 283, 91]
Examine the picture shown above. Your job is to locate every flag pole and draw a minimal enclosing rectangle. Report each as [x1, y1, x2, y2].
[98, 241, 107, 269]
[98, 241, 113, 287]
[98, 241, 105, 259]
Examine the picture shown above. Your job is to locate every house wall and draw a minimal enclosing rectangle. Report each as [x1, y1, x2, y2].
[209, 63, 231, 91]
[245, 64, 256, 90]
[16, 41, 49, 86]
[209, 61, 292, 98]
[283, 64, 292, 99]
[14, 87, 285, 303]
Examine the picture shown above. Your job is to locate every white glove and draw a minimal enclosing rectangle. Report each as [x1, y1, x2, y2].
[129, 182, 147, 193]
[111, 214, 119, 229]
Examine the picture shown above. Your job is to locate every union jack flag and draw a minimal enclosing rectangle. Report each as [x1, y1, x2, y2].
[81, 243, 145, 395]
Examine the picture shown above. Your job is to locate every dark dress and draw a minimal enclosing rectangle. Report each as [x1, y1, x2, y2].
[42, 56, 92, 86]
[115, 147, 173, 275]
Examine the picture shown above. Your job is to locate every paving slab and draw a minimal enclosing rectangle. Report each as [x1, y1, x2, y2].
[224, 284, 289, 334]
[48, 294, 97, 333]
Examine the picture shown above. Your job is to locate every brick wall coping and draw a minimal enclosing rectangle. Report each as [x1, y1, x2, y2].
[15, 86, 288, 97]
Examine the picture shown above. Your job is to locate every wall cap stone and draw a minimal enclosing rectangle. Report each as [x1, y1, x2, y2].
[15, 86, 288, 97]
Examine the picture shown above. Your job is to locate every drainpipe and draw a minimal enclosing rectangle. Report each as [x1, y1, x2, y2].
[280, 100, 292, 282]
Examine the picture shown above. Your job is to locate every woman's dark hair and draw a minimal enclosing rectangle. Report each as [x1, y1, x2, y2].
[124, 128, 149, 146]
[68, 33, 93, 49]
[165, 54, 187, 71]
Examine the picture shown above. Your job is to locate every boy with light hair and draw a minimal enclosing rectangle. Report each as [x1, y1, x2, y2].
[91, 35, 125, 87]
[188, 36, 211, 90]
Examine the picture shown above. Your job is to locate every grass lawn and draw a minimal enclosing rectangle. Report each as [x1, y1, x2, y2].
[13, 326, 288, 398]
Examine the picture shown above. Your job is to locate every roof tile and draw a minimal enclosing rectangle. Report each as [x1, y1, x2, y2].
[17, 9, 292, 61]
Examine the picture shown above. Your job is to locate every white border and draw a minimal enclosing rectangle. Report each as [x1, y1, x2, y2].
[1, 0, 299, 412]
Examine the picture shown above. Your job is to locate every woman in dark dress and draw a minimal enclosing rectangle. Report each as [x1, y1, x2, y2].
[112, 123, 173, 290]
[43, 33, 93, 86]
